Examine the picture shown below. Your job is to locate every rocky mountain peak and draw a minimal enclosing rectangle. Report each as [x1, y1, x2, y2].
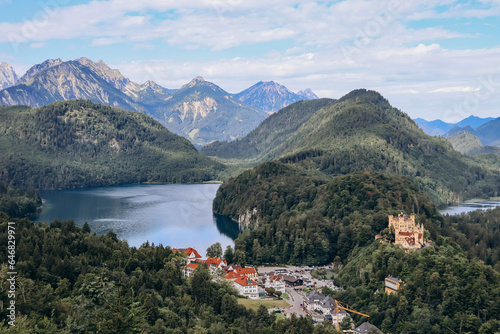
[18, 58, 63, 84]
[0, 62, 18, 89]
[182, 76, 209, 89]
[297, 88, 319, 100]
[73, 58, 138, 96]
[141, 80, 166, 94]
[235, 80, 318, 113]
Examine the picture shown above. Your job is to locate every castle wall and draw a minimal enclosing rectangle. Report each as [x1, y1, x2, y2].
[388, 213, 424, 249]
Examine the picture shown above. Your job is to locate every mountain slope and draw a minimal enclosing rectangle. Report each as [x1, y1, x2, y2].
[445, 117, 500, 147]
[447, 131, 500, 156]
[17, 58, 63, 84]
[0, 58, 144, 112]
[148, 77, 269, 147]
[235, 81, 317, 113]
[415, 115, 495, 136]
[0, 58, 269, 147]
[0, 100, 222, 189]
[201, 98, 336, 159]
[0, 62, 18, 89]
[206, 89, 500, 205]
[472, 117, 500, 146]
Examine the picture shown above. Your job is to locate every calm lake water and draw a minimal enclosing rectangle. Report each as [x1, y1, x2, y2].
[440, 201, 500, 215]
[31, 184, 240, 252]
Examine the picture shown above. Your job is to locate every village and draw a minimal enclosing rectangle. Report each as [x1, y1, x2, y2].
[173, 213, 427, 333]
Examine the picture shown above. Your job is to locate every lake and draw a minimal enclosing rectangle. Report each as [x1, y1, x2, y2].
[30, 184, 240, 253]
[440, 200, 500, 215]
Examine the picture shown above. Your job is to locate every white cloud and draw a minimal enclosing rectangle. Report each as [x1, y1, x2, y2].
[91, 37, 124, 47]
[429, 87, 480, 93]
[1, 0, 499, 121]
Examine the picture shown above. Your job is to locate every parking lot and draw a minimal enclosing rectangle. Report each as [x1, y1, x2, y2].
[258, 265, 341, 317]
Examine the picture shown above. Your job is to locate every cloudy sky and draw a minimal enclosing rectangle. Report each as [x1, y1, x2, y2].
[1, 0, 499, 121]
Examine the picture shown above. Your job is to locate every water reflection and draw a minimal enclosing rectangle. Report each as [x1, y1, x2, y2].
[213, 214, 242, 240]
[31, 184, 239, 251]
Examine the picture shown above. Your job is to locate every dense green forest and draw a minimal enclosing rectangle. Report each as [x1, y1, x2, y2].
[442, 207, 500, 270]
[0, 217, 341, 333]
[334, 241, 500, 334]
[0, 182, 41, 218]
[214, 162, 442, 265]
[214, 164, 500, 332]
[201, 99, 336, 160]
[205, 90, 500, 206]
[0, 101, 222, 189]
[215, 161, 500, 269]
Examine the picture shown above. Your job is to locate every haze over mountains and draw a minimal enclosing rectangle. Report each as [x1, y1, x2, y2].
[235, 81, 319, 113]
[415, 116, 495, 136]
[204, 89, 500, 205]
[0, 62, 18, 89]
[415, 114, 500, 156]
[0, 58, 318, 146]
[0, 100, 222, 189]
[447, 131, 500, 156]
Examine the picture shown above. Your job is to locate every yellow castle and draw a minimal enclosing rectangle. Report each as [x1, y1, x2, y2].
[388, 213, 425, 249]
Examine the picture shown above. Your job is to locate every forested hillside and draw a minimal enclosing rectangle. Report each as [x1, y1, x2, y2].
[334, 241, 500, 334]
[0, 217, 339, 333]
[214, 162, 442, 265]
[442, 207, 500, 270]
[205, 90, 500, 206]
[447, 131, 500, 156]
[0, 101, 222, 189]
[213, 163, 500, 333]
[0, 183, 41, 218]
[201, 98, 335, 160]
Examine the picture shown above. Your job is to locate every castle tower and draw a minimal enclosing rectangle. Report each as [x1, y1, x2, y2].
[388, 213, 424, 249]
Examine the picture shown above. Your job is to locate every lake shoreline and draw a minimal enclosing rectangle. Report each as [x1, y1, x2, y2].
[31, 184, 236, 251]
[440, 199, 500, 216]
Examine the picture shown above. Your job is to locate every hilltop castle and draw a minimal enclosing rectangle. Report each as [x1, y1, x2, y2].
[388, 213, 425, 249]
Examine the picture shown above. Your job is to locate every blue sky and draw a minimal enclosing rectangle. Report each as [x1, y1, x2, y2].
[1, 0, 499, 121]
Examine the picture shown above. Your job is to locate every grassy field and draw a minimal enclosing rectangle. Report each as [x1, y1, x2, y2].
[237, 298, 290, 311]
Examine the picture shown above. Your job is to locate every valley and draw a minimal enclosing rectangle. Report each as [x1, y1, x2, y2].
[0, 58, 317, 147]
[1, 62, 500, 334]
[2, 1, 500, 332]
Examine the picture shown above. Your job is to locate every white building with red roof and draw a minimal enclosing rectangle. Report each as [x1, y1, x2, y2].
[233, 267, 258, 280]
[233, 275, 259, 299]
[205, 257, 227, 269]
[173, 247, 202, 262]
[183, 262, 199, 278]
[264, 275, 286, 293]
[223, 271, 240, 281]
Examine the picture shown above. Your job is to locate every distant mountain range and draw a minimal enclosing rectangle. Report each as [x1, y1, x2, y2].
[235, 81, 318, 113]
[0, 62, 18, 89]
[414, 116, 495, 136]
[444, 117, 500, 147]
[447, 131, 500, 156]
[145, 76, 269, 147]
[204, 89, 500, 205]
[0, 58, 317, 146]
[0, 100, 222, 189]
[416, 115, 500, 154]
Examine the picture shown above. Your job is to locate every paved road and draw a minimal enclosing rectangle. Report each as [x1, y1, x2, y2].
[283, 287, 306, 317]
[258, 265, 339, 317]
